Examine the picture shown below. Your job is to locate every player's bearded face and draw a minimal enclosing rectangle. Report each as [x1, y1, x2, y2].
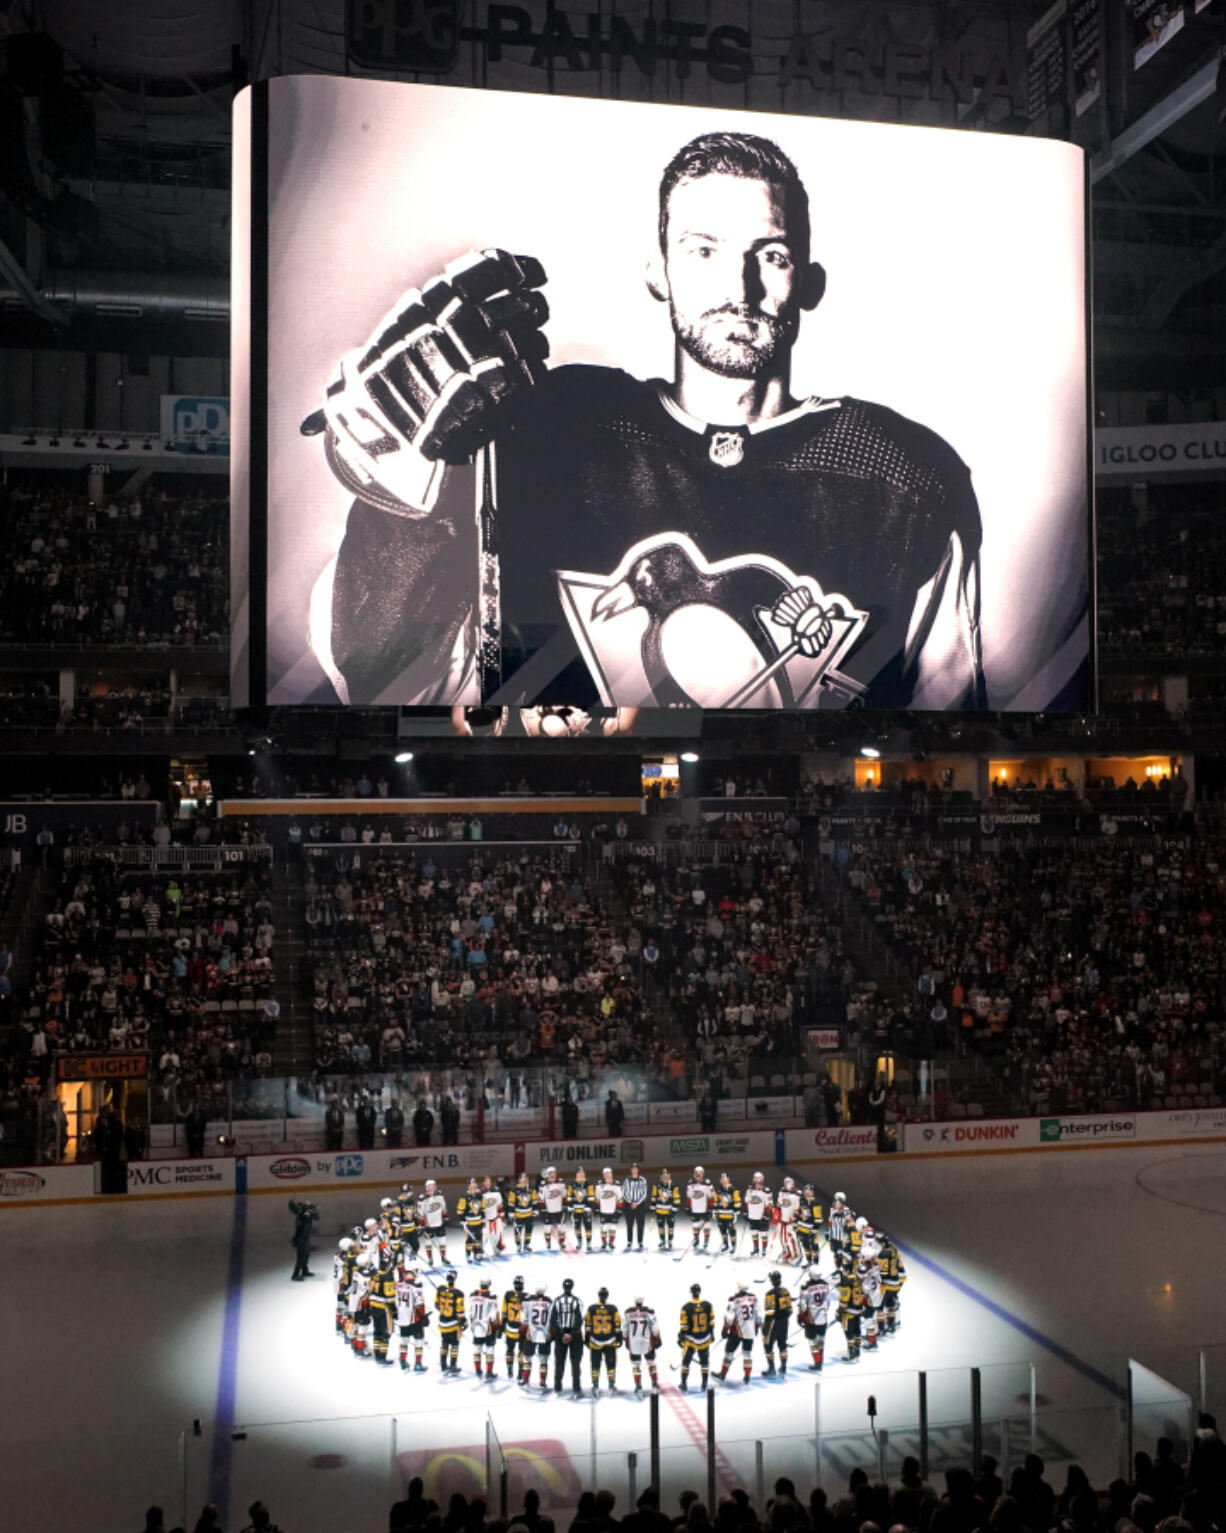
[663, 175, 803, 380]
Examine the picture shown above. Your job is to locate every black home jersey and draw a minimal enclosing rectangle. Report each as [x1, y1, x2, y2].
[332, 365, 984, 709]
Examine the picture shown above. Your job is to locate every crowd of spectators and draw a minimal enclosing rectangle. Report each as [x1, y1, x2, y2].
[3, 858, 281, 1137]
[833, 834, 1226, 1117]
[302, 847, 686, 1099]
[1097, 499, 1226, 657]
[138, 1417, 1226, 1533]
[608, 847, 845, 1096]
[0, 480, 227, 646]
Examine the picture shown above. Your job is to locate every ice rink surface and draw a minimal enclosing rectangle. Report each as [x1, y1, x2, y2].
[5, 1144, 1226, 1531]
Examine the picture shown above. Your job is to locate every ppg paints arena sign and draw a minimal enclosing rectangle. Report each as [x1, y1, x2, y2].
[346, 1, 1024, 114]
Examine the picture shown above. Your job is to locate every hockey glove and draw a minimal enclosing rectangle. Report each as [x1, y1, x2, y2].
[302, 248, 549, 516]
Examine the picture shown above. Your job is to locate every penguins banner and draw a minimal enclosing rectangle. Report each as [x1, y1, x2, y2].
[237, 77, 1091, 712]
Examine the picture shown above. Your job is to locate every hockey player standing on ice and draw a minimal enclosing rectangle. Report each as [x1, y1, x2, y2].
[523, 1282, 553, 1389]
[333, 1237, 355, 1334]
[395, 1264, 429, 1372]
[798, 1264, 832, 1372]
[622, 1162, 649, 1251]
[687, 1165, 715, 1251]
[508, 1172, 537, 1253]
[878, 1229, 906, 1334]
[743, 1172, 772, 1258]
[624, 1295, 662, 1395]
[418, 1179, 448, 1267]
[348, 1252, 373, 1356]
[368, 1255, 398, 1364]
[469, 1276, 501, 1378]
[859, 1255, 884, 1352]
[775, 1177, 802, 1264]
[652, 1167, 680, 1250]
[718, 1283, 761, 1385]
[502, 1273, 528, 1378]
[538, 1166, 568, 1250]
[678, 1282, 716, 1393]
[836, 1252, 865, 1365]
[435, 1269, 467, 1374]
[595, 1167, 623, 1251]
[396, 1183, 421, 1260]
[761, 1270, 793, 1377]
[549, 1276, 585, 1398]
[714, 1173, 742, 1252]
[584, 1286, 623, 1395]
[308, 132, 985, 712]
[481, 1176, 505, 1255]
[569, 1167, 595, 1252]
[796, 1184, 823, 1265]
[458, 1178, 485, 1262]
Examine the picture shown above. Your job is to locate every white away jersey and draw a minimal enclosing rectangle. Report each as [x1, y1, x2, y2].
[395, 1277, 427, 1326]
[861, 1266, 884, 1307]
[687, 1180, 713, 1215]
[469, 1291, 500, 1338]
[539, 1179, 567, 1214]
[744, 1185, 772, 1220]
[725, 1292, 760, 1339]
[347, 1270, 371, 1312]
[419, 1193, 447, 1229]
[482, 1189, 503, 1223]
[624, 1305, 660, 1356]
[525, 1294, 552, 1344]
[596, 1183, 622, 1216]
[799, 1279, 831, 1326]
[777, 1189, 800, 1225]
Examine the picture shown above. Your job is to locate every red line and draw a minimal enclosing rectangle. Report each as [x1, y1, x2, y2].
[663, 1385, 746, 1494]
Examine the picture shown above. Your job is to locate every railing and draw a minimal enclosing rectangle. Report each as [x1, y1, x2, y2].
[63, 844, 273, 869]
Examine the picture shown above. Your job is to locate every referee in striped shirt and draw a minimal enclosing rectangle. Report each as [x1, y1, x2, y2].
[622, 1163, 648, 1251]
[549, 1277, 585, 1396]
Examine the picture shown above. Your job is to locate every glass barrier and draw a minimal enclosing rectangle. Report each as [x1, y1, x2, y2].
[1022, 1403, 1128, 1490]
[1199, 1343, 1226, 1421]
[1129, 1357, 1195, 1467]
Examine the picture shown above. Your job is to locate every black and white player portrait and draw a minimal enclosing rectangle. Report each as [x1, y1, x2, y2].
[248, 79, 1089, 711]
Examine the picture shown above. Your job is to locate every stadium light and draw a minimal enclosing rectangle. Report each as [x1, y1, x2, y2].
[21, 432, 36, 446]
[679, 751, 699, 764]
[860, 746, 881, 759]
[394, 751, 414, 764]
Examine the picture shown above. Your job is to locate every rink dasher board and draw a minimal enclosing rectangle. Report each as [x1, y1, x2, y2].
[7, 1111, 1226, 1206]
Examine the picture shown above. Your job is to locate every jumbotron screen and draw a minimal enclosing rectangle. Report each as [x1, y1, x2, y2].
[231, 76, 1090, 713]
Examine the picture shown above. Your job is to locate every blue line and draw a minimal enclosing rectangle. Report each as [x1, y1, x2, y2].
[893, 1237, 1126, 1401]
[207, 1192, 248, 1522]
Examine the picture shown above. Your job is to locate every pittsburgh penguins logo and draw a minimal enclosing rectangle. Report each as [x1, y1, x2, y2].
[556, 532, 869, 710]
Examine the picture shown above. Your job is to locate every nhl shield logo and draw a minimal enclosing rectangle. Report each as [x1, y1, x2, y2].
[708, 429, 746, 467]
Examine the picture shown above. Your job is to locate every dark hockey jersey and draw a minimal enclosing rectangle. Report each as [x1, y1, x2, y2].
[330, 364, 984, 709]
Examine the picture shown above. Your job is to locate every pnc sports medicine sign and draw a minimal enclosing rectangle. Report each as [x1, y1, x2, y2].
[346, 0, 1024, 116]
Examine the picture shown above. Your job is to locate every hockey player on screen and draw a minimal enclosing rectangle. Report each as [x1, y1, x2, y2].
[718, 1283, 761, 1385]
[686, 1165, 714, 1251]
[678, 1282, 715, 1393]
[595, 1167, 622, 1251]
[624, 1295, 662, 1395]
[305, 131, 985, 711]
[585, 1286, 623, 1395]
